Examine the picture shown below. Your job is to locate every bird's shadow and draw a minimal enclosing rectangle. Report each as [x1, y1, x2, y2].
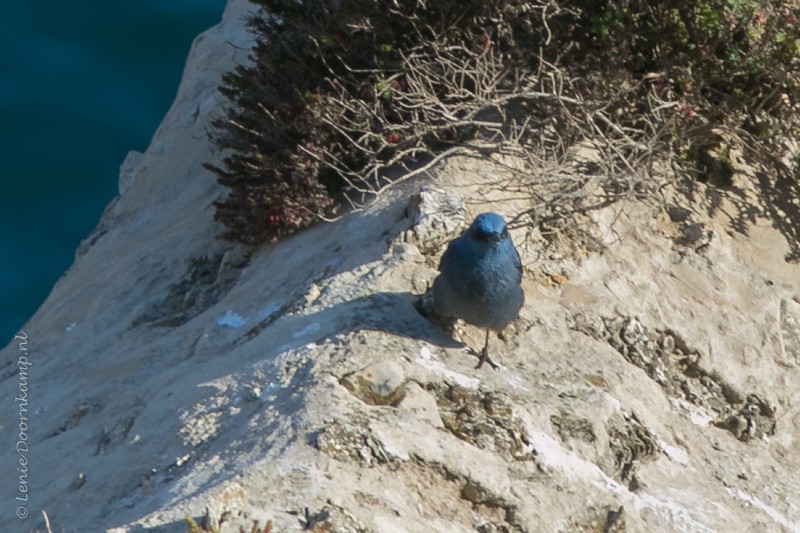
[240, 290, 464, 361]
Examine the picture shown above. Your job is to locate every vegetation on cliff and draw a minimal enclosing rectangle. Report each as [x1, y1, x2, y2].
[206, 0, 800, 253]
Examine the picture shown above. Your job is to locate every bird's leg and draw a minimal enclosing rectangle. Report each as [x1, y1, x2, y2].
[475, 329, 499, 370]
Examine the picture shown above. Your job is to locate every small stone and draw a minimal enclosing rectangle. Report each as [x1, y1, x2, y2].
[247, 386, 262, 401]
[392, 243, 422, 260]
[461, 480, 491, 504]
[342, 360, 406, 406]
[70, 472, 87, 490]
[397, 382, 444, 428]
[621, 318, 645, 346]
[303, 284, 322, 306]
[659, 334, 675, 353]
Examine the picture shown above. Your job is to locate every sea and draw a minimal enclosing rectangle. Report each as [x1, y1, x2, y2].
[0, 1, 229, 344]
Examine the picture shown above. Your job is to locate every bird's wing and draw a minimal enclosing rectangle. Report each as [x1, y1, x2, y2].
[437, 239, 457, 272]
[514, 246, 523, 282]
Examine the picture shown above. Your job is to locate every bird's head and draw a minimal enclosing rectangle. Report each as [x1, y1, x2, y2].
[468, 212, 509, 244]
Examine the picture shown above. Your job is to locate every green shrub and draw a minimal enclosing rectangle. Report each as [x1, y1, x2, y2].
[571, 1, 800, 120]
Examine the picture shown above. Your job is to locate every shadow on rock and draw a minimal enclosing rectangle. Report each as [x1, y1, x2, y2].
[241, 290, 463, 360]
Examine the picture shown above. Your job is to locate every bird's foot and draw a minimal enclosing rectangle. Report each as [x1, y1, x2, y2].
[469, 346, 499, 370]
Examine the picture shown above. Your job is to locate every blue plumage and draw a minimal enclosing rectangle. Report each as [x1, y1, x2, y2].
[432, 213, 524, 368]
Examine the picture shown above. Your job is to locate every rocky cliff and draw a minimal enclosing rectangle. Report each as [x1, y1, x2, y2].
[2, 1, 800, 532]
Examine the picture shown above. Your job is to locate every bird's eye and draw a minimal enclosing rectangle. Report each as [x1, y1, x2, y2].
[473, 229, 503, 243]
[473, 229, 492, 242]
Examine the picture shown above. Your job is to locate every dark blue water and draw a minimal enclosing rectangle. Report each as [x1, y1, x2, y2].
[0, 1, 228, 344]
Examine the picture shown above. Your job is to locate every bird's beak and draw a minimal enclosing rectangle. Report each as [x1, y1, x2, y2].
[475, 232, 502, 243]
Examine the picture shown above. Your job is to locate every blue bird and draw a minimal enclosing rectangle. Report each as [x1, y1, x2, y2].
[432, 213, 524, 369]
